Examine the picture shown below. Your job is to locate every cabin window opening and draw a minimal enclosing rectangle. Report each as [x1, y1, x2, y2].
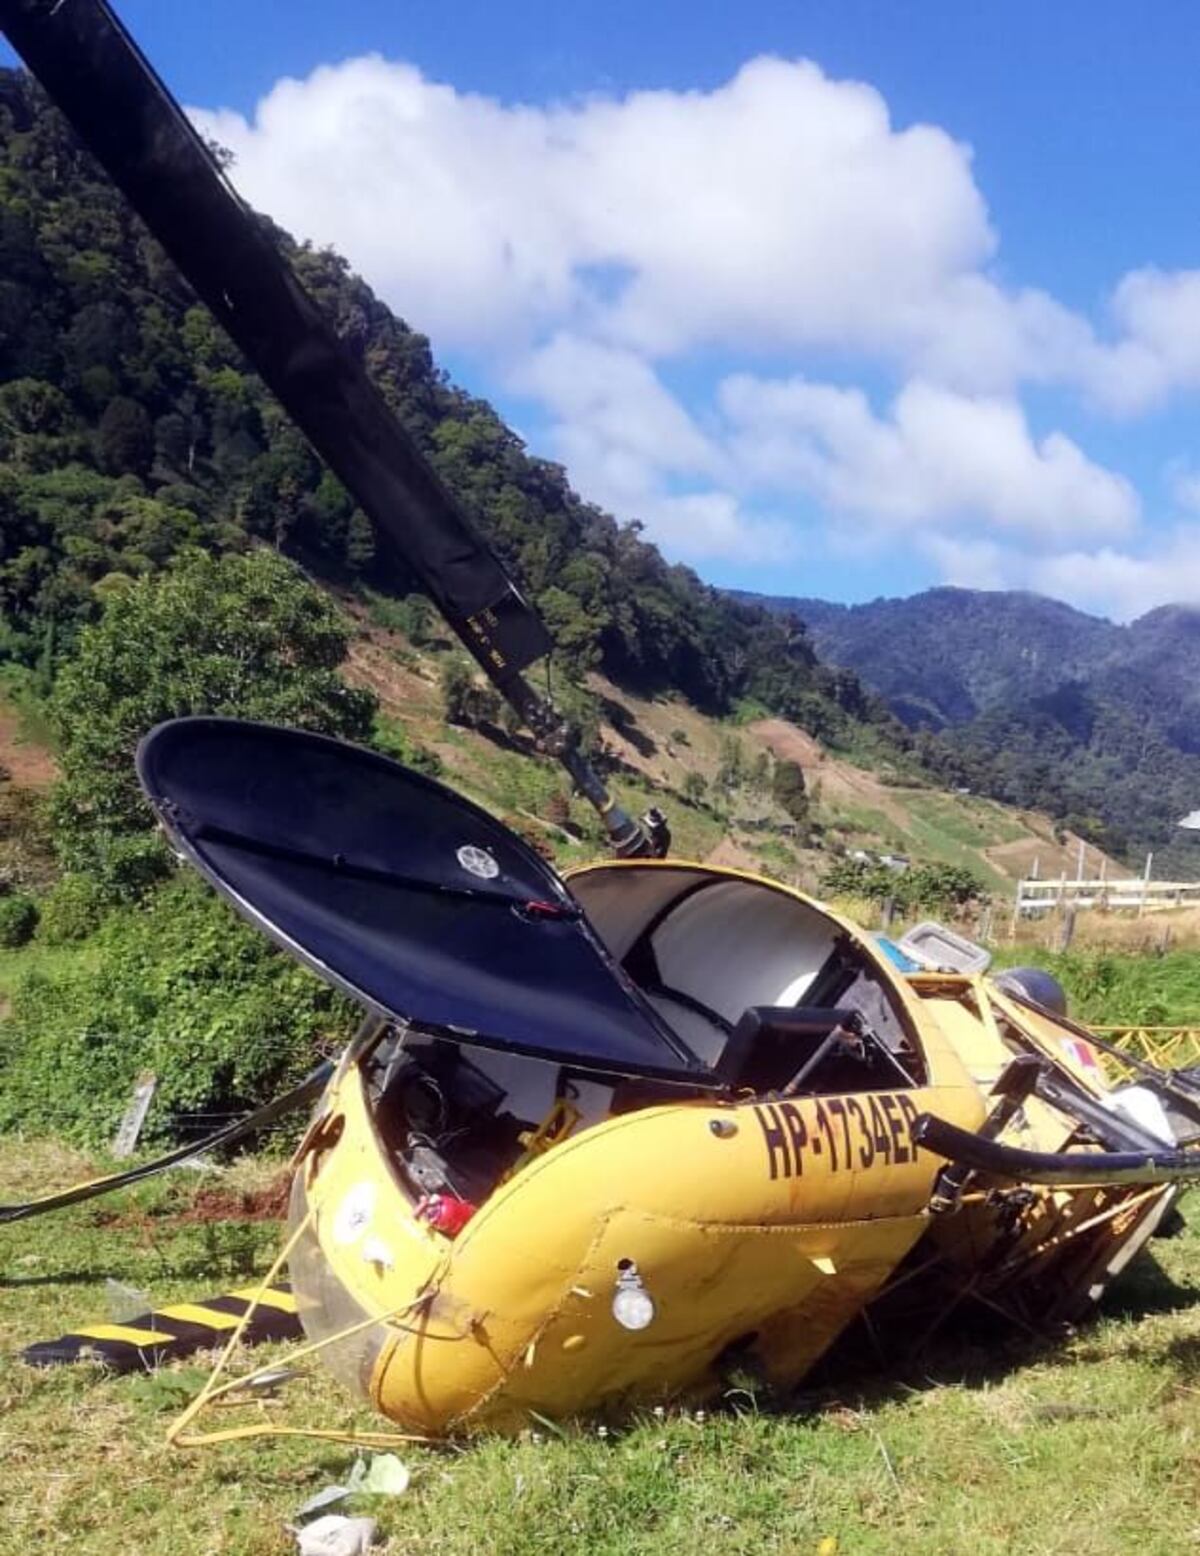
[618, 890, 925, 1091]
[719, 1005, 918, 1098]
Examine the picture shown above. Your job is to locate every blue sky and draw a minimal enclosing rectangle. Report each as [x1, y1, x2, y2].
[14, 2, 1200, 617]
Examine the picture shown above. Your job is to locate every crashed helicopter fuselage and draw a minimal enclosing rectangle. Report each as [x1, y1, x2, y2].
[4, 0, 1199, 1441]
[139, 718, 1198, 1436]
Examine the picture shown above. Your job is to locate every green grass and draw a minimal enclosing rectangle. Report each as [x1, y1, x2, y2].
[0, 935, 96, 1005]
[902, 793, 1025, 849]
[754, 837, 800, 877]
[824, 804, 905, 846]
[992, 947, 1200, 1027]
[892, 810, 1012, 896]
[3, 1136, 1200, 1554]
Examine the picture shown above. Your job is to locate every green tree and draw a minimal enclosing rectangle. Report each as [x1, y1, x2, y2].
[772, 759, 809, 826]
[344, 508, 376, 572]
[48, 547, 376, 892]
[682, 770, 707, 807]
[440, 658, 474, 726]
[716, 734, 746, 791]
[439, 657, 500, 728]
[97, 395, 153, 476]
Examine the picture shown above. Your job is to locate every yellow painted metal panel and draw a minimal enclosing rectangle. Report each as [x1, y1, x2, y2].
[156, 1303, 242, 1331]
[74, 1322, 172, 1346]
[230, 1286, 297, 1314]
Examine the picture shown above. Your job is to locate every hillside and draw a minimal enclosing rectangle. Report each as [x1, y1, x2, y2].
[0, 68, 900, 759]
[740, 586, 1200, 868]
[2, 602, 1112, 910]
[0, 64, 1142, 913]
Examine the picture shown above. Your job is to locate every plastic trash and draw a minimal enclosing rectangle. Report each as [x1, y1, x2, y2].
[293, 1514, 376, 1556]
[349, 1453, 411, 1496]
[104, 1278, 153, 1323]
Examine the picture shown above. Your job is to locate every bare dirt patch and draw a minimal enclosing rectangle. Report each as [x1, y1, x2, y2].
[703, 835, 765, 873]
[0, 707, 57, 789]
[749, 717, 910, 826]
[87, 1171, 292, 1231]
[178, 1172, 291, 1224]
[984, 828, 1124, 884]
[343, 632, 439, 716]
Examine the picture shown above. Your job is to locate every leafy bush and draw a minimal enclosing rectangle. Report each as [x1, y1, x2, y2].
[821, 857, 986, 914]
[47, 548, 376, 895]
[681, 771, 707, 807]
[370, 714, 443, 778]
[36, 873, 110, 943]
[0, 893, 37, 947]
[772, 760, 809, 826]
[0, 874, 356, 1145]
[904, 862, 986, 911]
[993, 948, 1200, 1027]
[440, 658, 499, 728]
[365, 590, 436, 644]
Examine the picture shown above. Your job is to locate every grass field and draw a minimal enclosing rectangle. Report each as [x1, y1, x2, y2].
[3, 1137, 1200, 1555]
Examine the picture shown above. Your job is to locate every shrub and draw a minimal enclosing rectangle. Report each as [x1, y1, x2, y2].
[820, 857, 986, 915]
[0, 893, 37, 947]
[371, 714, 444, 778]
[365, 590, 435, 644]
[681, 771, 707, 807]
[440, 659, 499, 728]
[772, 759, 809, 825]
[0, 874, 356, 1145]
[36, 874, 110, 943]
[48, 548, 376, 896]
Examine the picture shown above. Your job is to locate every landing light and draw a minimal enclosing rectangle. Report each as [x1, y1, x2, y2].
[612, 1261, 656, 1331]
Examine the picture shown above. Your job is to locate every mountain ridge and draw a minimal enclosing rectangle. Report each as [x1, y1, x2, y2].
[735, 583, 1200, 865]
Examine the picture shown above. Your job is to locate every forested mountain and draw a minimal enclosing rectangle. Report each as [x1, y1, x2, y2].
[0, 69, 898, 754]
[740, 586, 1200, 866]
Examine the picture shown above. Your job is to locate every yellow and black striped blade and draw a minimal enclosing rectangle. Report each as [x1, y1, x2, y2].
[21, 1284, 301, 1371]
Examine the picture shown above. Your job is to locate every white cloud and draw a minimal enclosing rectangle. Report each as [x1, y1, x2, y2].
[194, 54, 1200, 414]
[189, 51, 1200, 608]
[1034, 530, 1200, 619]
[513, 334, 790, 561]
[719, 375, 1138, 540]
[1171, 463, 1200, 516]
[193, 54, 996, 369]
[514, 333, 722, 483]
[513, 339, 1135, 563]
[1076, 268, 1200, 414]
[918, 534, 1011, 592]
[920, 526, 1200, 621]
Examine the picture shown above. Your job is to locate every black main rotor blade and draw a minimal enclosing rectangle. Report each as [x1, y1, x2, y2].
[0, 0, 551, 685]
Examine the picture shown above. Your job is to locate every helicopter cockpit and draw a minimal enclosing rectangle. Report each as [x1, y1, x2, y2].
[570, 862, 924, 1092]
[137, 719, 927, 1214]
[358, 863, 926, 1210]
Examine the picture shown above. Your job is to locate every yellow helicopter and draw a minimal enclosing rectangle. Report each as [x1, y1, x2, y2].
[4, 0, 1200, 1447]
[129, 715, 1200, 1440]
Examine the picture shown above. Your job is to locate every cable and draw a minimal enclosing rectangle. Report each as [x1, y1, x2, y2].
[0, 1061, 332, 1224]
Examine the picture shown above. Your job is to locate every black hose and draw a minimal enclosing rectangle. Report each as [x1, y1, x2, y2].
[914, 1111, 1200, 1189]
[0, 1061, 332, 1224]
